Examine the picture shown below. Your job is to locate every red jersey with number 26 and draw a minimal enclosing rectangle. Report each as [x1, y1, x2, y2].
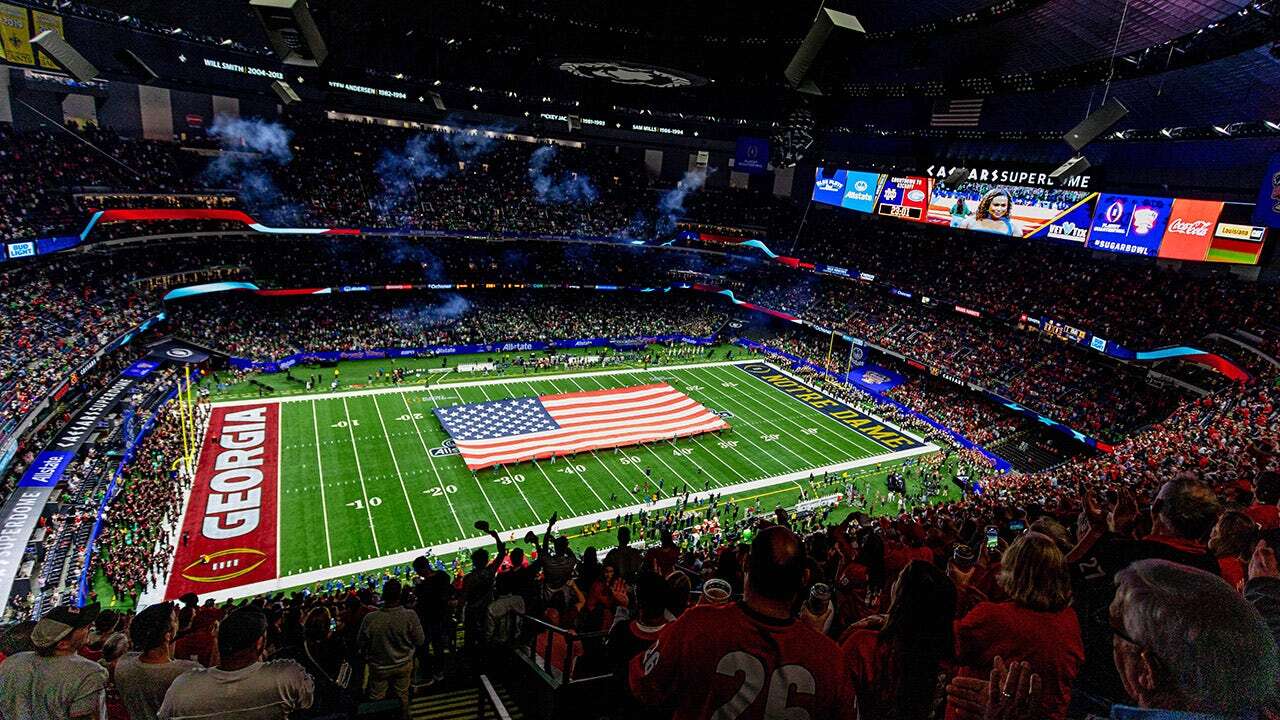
[629, 601, 859, 720]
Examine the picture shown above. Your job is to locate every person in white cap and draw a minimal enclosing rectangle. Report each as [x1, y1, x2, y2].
[0, 601, 108, 720]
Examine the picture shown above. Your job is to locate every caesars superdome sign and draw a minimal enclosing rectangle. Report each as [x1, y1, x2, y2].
[557, 60, 707, 88]
[926, 163, 1098, 190]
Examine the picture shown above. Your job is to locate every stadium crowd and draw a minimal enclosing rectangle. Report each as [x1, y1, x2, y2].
[90, 401, 207, 603]
[2, 116, 1280, 720]
[169, 291, 728, 362]
[2, 337, 1278, 718]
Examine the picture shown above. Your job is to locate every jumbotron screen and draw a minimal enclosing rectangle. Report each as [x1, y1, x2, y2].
[811, 167, 1271, 264]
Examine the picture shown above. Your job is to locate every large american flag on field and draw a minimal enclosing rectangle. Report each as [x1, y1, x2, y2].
[434, 383, 729, 470]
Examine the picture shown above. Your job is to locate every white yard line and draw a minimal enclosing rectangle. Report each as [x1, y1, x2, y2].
[695, 366, 847, 464]
[341, 396, 381, 556]
[191, 442, 939, 602]
[668, 368, 830, 470]
[473, 381, 580, 517]
[207, 359, 751, 407]
[398, 393, 471, 537]
[578, 373, 750, 488]
[755, 362, 927, 444]
[545, 377, 626, 509]
[311, 400, 334, 566]
[450, 386, 540, 522]
[370, 396, 426, 547]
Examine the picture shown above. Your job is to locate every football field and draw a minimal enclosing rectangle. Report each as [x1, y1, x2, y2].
[155, 360, 937, 601]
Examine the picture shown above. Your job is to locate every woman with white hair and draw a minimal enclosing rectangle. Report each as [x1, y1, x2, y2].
[1108, 559, 1278, 717]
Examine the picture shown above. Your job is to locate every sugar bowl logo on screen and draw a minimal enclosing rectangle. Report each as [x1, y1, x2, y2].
[1086, 194, 1172, 257]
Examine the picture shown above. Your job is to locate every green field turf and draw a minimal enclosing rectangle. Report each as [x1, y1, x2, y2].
[267, 360, 937, 582]
[202, 344, 742, 401]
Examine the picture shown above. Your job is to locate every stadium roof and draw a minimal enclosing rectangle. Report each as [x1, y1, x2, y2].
[79, 0, 1278, 134]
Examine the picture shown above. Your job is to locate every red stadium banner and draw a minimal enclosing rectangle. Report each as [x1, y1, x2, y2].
[165, 404, 280, 599]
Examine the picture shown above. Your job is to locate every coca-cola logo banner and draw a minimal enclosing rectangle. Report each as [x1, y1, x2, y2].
[1158, 199, 1225, 262]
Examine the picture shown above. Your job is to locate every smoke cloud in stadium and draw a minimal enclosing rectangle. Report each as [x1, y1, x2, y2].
[385, 293, 472, 329]
[384, 236, 445, 282]
[373, 117, 514, 215]
[655, 169, 710, 236]
[527, 145, 598, 204]
[205, 114, 300, 225]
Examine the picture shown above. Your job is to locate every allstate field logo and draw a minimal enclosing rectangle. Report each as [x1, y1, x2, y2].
[430, 439, 460, 457]
[180, 547, 268, 583]
[907, 189, 926, 202]
[816, 178, 843, 192]
[1104, 199, 1125, 224]
[853, 180, 868, 192]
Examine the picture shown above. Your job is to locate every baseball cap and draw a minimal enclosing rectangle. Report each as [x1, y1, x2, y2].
[31, 602, 100, 648]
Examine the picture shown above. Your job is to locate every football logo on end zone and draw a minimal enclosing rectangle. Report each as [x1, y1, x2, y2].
[180, 547, 269, 583]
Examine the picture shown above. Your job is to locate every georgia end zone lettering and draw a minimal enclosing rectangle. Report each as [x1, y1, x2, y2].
[165, 404, 280, 599]
[737, 363, 924, 451]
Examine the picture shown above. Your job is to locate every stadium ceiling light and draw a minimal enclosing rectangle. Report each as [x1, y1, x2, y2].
[220, 38, 232, 45]
[433, 80, 442, 86]
[1160, 128, 1172, 137]
[119, 15, 129, 21]
[1213, 125, 1230, 135]
[1265, 120, 1280, 131]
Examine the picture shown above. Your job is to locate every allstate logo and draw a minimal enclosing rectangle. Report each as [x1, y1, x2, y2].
[853, 180, 868, 192]
[166, 348, 194, 359]
[907, 189, 925, 202]
[1104, 199, 1125, 224]
[815, 178, 843, 192]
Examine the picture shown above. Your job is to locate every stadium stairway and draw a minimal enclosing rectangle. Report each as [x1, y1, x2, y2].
[408, 678, 522, 720]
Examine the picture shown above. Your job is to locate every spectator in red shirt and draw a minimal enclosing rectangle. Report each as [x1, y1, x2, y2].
[951, 532, 1084, 720]
[629, 525, 858, 720]
[841, 560, 956, 719]
[1245, 470, 1280, 531]
[172, 612, 219, 667]
[1208, 510, 1261, 590]
[644, 530, 679, 578]
[609, 571, 670, 720]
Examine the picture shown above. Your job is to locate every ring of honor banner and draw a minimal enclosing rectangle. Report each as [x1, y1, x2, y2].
[0, 3, 35, 66]
[31, 10, 65, 70]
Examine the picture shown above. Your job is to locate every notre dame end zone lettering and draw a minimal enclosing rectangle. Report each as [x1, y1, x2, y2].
[736, 363, 923, 451]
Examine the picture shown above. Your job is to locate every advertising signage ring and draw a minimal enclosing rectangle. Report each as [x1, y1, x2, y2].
[1086, 194, 1173, 257]
[840, 171, 882, 214]
[811, 168, 847, 207]
[876, 176, 930, 222]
